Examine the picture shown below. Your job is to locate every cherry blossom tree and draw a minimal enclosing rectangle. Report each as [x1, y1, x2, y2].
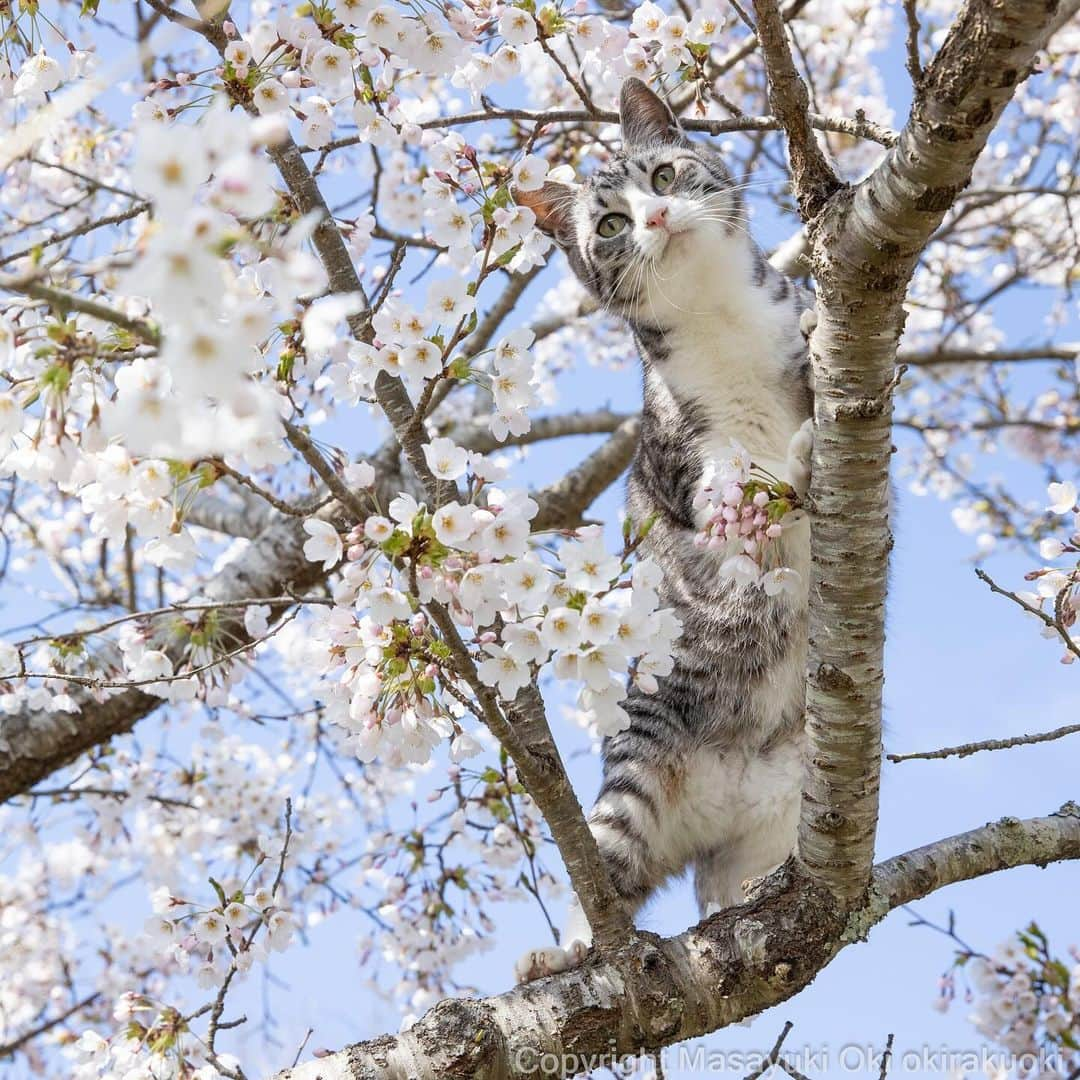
[0, 0, 1078, 1077]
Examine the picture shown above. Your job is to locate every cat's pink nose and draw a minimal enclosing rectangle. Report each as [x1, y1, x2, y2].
[645, 204, 668, 229]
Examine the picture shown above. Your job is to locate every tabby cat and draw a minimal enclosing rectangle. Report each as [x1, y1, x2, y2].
[514, 78, 815, 982]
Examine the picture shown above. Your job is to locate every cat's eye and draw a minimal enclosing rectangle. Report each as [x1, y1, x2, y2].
[597, 213, 629, 238]
[652, 164, 676, 192]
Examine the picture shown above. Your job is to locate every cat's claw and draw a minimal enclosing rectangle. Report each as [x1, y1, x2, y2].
[786, 417, 814, 498]
[514, 939, 589, 983]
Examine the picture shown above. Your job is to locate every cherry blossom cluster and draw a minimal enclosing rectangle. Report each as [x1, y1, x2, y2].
[298, 458, 680, 762]
[71, 871, 296, 1080]
[934, 925, 1080, 1078]
[692, 440, 803, 597]
[1020, 480, 1080, 664]
[353, 752, 559, 1022]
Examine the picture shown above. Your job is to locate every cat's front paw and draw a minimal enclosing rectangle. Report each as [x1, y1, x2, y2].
[514, 939, 589, 983]
[799, 307, 818, 340]
[786, 418, 814, 499]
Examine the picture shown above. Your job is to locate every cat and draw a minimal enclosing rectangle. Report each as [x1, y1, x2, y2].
[513, 77, 816, 982]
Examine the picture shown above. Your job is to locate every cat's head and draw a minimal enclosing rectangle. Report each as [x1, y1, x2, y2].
[516, 78, 744, 324]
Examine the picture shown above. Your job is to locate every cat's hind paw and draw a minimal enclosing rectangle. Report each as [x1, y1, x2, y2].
[514, 939, 589, 983]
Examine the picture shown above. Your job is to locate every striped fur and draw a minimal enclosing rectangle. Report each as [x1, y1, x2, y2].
[515, 79, 815, 982]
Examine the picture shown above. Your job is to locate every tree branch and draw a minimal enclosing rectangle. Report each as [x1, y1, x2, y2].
[796, 0, 1065, 905]
[898, 344, 1080, 367]
[450, 409, 632, 455]
[317, 110, 897, 155]
[272, 804, 1080, 1080]
[751, 0, 842, 219]
[0, 507, 328, 803]
[888, 722, 1080, 763]
[425, 604, 633, 951]
[531, 418, 641, 531]
[1, 277, 160, 344]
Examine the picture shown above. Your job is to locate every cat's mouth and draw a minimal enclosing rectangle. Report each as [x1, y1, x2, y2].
[648, 225, 693, 265]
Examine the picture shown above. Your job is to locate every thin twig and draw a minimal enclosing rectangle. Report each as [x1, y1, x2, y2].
[888, 721, 1080, 763]
[975, 568, 1080, 662]
[0, 991, 102, 1058]
[902, 0, 923, 83]
[0, 279, 160, 344]
[744, 1021, 795, 1080]
[879, 1034, 895, 1080]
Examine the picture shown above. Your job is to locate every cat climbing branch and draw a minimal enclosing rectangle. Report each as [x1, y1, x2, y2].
[2, 0, 1078, 1074]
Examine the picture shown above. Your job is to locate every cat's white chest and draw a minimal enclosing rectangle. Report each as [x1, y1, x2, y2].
[666, 304, 802, 476]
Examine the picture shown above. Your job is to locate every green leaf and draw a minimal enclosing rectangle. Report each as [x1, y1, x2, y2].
[208, 876, 227, 908]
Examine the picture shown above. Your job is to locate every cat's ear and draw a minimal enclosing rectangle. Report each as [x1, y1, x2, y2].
[513, 182, 578, 250]
[620, 77, 682, 147]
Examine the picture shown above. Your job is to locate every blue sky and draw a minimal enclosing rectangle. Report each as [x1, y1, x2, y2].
[3, 4, 1078, 1078]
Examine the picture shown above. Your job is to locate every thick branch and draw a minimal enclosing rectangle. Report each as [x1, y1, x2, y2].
[0, 510, 328, 804]
[273, 804, 1080, 1080]
[797, 0, 1064, 904]
[532, 418, 641, 531]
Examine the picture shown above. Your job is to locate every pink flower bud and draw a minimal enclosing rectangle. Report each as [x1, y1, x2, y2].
[766, 523, 782, 539]
[753, 491, 769, 507]
[223, 19, 236, 35]
[346, 544, 364, 561]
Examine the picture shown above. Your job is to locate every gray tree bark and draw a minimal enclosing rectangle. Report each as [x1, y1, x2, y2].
[274, 806, 1080, 1080]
